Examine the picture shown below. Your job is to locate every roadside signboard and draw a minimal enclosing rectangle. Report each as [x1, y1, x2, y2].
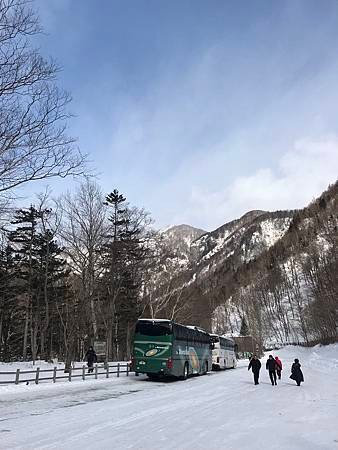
[93, 340, 106, 362]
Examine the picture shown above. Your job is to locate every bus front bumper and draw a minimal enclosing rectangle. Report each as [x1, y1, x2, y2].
[135, 359, 170, 376]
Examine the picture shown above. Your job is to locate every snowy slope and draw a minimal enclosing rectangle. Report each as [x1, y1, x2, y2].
[1, 344, 338, 449]
[190, 210, 267, 262]
[191, 211, 293, 266]
[176, 210, 294, 298]
[161, 224, 206, 248]
[150, 210, 294, 303]
[160, 224, 206, 267]
[157, 210, 292, 280]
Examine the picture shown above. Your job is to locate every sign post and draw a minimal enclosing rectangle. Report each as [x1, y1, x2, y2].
[93, 340, 106, 362]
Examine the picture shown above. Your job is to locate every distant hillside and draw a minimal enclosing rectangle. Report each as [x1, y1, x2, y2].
[144, 181, 338, 349]
[160, 224, 206, 267]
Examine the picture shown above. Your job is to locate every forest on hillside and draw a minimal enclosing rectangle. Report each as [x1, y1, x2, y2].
[187, 182, 338, 349]
[140, 181, 337, 353]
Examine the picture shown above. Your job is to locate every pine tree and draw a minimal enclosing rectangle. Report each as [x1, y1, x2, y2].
[100, 190, 148, 360]
[240, 316, 249, 336]
[8, 206, 42, 360]
[8, 206, 70, 361]
[0, 242, 17, 360]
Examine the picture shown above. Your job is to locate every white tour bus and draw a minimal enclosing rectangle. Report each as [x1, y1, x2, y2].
[210, 334, 237, 370]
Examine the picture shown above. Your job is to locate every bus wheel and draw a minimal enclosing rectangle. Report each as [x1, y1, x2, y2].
[182, 363, 189, 380]
[147, 373, 159, 381]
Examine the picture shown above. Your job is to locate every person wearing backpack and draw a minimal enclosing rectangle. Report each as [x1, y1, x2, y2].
[275, 356, 282, 380]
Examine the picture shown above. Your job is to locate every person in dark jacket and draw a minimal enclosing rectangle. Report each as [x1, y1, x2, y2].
[248, 355, 261, 385]
[275, 356, 282, 380]
[290, 358, 304, 386]
[266, 355, 277, 385]
[85, 346, 97, 373]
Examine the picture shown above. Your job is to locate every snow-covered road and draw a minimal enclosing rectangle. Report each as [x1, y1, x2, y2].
[1, 345, 338, 450]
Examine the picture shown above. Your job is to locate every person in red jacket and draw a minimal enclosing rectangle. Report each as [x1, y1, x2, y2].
[275, 356, 282, 380]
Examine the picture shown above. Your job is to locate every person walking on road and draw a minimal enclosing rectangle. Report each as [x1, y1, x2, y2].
[266, 355, 277, 385]
[248, 354, 261, 385]
[85, 346, 97, 373]
[275, 356, 282, 380]
[290, 358, 304, 386]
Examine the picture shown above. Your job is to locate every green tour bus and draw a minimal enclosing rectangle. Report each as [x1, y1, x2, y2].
[132, 319, 212, 380]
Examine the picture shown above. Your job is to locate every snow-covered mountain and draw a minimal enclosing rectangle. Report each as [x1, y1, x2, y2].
[151, 209, 295, 316]
[160, 224, 206, 267]
[162, 210, 293, 275]
[165, 209, 295, 293]
[191, 209, 293, 265]
[201, 183, 337, 346]
[149, 181, 337, 348]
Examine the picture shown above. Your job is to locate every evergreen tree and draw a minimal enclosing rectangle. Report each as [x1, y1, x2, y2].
[0, 242, 17, 360]
[8, 206, 70, 361]
[100, 190, 148, 360]
[240, 316, 249, 336]
[8, 206, 42, 360]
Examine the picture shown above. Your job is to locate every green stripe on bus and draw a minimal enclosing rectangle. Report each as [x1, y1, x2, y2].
[134, 340, 172, 346]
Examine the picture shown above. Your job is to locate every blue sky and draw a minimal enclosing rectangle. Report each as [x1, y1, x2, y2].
[29, 0, 338, 230]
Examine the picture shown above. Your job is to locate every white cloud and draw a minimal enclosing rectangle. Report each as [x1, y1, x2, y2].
[104, 33, 338, 231]
[168, 136, 338, 230]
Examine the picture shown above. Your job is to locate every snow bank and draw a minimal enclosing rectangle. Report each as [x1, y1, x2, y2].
[275, 343, 338, 373]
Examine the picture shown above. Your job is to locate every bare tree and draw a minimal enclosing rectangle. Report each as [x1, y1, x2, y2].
[58, 180, 107, 341]
[0, 0, 85, 199]
[141, 233, 188, 321]
[35, 189, 62, 359]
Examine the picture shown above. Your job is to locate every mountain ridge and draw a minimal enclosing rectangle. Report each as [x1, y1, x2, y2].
[145, 181, 337, 349]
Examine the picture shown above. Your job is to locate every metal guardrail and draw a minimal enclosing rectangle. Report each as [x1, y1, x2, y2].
[0, 362, 132, 385]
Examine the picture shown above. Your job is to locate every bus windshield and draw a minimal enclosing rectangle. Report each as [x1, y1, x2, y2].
[135, 321, 172, 336]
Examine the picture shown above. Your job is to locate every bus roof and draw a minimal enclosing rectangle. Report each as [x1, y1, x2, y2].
[210, 333, 235, 342]
[187, 325, 209, 335]
[137, 318, 172, 323]
[136, 320, 211, 340]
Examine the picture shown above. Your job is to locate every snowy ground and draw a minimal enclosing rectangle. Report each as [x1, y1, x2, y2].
[1, 344, 338, 450]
